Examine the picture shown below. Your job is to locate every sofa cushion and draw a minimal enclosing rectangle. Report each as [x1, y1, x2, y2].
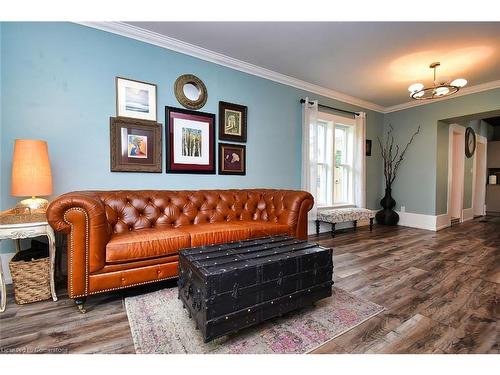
[235, 221, 291, 238]
[106, 228, 191, 264]
[178, 223, 251, 247]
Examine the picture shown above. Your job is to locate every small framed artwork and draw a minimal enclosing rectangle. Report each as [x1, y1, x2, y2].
[110, 117, 162, 172]
[116, 77, 157, 121]
[218, 101, 247, 142]
[366, 139, 372, 156]
[165, 106, 215, 174]
[219, 143, 246, 175]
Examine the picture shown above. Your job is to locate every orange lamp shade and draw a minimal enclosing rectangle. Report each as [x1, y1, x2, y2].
[11, 139, 53, 197]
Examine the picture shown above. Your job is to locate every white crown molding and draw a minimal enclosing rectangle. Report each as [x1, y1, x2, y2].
[383, 79, 500, 113]
[76, 21, 385, 113]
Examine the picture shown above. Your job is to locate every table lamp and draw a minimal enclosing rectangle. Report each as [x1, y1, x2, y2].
[11, 139, 53, 212]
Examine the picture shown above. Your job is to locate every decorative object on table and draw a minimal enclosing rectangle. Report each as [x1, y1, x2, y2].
[9, 246, 51, 305]
[489, 175, 497, 185]
[174, 74, 207, 110]
[376, 124, 420, 225]
[316, 207, 375, 237]
[165, 106, 215, 174]
[218, 101, 247, 142]
[125, 286, 384, 354]
[0, 221, 58, 313]
[218, 143, 246, 175]
[465, 126, 476, 158]
[11, 139, 53, 213]
[116, 77, 157, 121]
[365, 139, 372, 156]
[110, 117, 162, 173]
[407, 62, 467, 100]
[177, 236, 333, 343]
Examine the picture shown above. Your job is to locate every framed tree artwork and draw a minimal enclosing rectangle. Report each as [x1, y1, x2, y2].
[218, 143, 246, 175]
[165, 106, 216, 174]
[109, 117, 162, 172]
[218, 101, 247, 142]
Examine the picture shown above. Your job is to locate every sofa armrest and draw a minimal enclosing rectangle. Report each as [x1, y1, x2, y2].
[47, 192, 111, 297]
[295, 197, 314, 240]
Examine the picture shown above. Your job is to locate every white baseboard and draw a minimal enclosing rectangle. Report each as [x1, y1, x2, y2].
[462, 208, 474, 222]
[435, 214, 451, 231]
[396, 211, 450, 232]
[0, 252, 15, 284]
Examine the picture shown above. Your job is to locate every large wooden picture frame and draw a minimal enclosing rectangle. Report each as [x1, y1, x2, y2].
[165, 106, 216, 174]
[110, 117, 162, 172]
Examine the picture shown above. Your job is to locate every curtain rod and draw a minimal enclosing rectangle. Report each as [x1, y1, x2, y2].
[300, 98, 360, 117]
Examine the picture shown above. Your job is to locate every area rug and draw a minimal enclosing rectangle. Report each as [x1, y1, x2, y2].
[124, 287, 384, 354]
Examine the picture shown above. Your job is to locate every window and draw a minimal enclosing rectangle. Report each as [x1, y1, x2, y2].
[314, 113, 355, 207]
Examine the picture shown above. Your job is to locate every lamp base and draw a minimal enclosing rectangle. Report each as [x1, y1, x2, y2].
[15, 197, 49, 213]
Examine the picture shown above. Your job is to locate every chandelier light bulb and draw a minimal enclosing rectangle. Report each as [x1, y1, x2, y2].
[435, 87, 450, 96]
[408, 83, 424, 93]
[451, 78, 467, 88]
[413, 91, 425, 98]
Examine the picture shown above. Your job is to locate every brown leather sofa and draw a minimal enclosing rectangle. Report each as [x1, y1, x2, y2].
[47, 189, 314, 312]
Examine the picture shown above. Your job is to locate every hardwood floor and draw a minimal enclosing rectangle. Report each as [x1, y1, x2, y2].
[0, 218, 498, 354]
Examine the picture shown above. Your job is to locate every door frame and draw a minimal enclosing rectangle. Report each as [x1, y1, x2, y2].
[471, 134, 488, 217]
[447, 124, 465, 223]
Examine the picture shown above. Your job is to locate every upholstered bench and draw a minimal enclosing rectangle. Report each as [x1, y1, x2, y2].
[315, 207, 375, 237]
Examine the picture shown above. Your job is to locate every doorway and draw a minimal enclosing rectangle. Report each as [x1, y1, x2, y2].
[473, 138, 487, 217]
[447, 125, 465, 223]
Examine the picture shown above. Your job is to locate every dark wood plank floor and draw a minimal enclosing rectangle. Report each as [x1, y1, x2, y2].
[0, 217, 498, 354]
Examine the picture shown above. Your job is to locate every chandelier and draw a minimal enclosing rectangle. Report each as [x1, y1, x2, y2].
[408, 62, 467, 100]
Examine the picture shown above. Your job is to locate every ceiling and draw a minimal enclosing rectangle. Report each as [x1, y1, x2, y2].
[124, 22, 500, 109]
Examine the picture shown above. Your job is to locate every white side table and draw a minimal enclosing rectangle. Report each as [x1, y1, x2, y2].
[0, 221, 58, 313]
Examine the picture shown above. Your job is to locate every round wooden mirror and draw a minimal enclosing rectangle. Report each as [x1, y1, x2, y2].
[174, 74, 207, 110]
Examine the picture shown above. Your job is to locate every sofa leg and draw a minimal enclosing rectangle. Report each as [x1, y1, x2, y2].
[331, 223, 336, 238]
[353, 220, 358, 230]
[369, 218, 374, 232]
[75, 297, 87, 314]
[315, 220, 320, 235]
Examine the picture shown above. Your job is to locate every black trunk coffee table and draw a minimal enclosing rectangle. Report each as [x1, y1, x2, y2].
[177, 235, 333, 342]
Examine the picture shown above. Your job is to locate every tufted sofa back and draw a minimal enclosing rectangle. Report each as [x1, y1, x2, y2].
[93, 189, 312, 234]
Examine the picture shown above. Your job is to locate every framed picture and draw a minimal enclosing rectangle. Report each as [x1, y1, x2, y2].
[218, 143, 246, 175]
[366, 139, 372, 156]
[116, 77, 157, 121]
[218, 101, 247, 142]
[110, 117, 162, 172]
[165, 106, 215, 174]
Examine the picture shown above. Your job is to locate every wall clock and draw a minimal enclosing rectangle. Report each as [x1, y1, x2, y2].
[465, 127, 476, 158]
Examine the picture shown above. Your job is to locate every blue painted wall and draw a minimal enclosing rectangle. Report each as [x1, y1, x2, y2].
[0, 22, 384, 242]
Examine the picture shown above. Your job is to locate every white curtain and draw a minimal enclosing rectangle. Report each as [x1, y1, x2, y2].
[301, 97, 319, 221]
[354, 112, 366, 208]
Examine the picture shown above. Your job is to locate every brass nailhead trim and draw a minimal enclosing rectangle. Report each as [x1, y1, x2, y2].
[70, 275, 178, 298]
[63, 207, 89, 298]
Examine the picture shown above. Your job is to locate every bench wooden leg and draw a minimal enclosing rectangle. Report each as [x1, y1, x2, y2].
[331, 223, 336, 238]
[353, 220, 357, 230]
[315, 220, 320, 235]
[369, 218, 374, 232]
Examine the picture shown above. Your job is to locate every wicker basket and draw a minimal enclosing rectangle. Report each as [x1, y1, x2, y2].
[9, 248, 51, 304]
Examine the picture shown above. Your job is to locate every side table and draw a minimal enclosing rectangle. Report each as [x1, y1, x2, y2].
[0, 221, 58, 313]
